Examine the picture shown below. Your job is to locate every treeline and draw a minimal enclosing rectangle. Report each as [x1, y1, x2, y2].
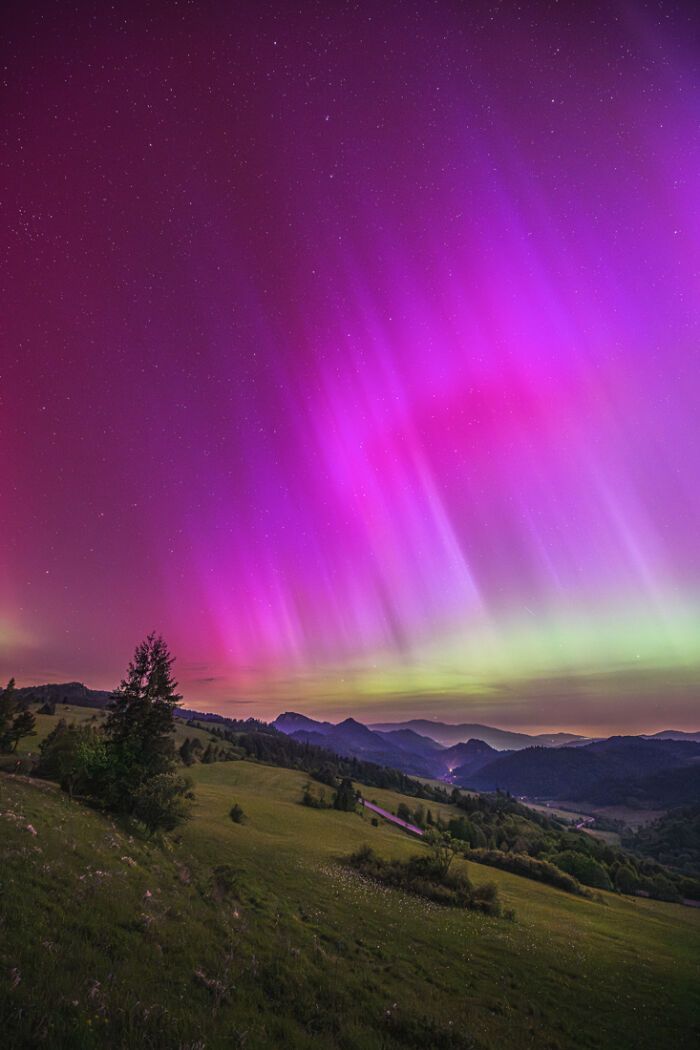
[182, 712, 270, 733]
[390, 790, 700, 902]
[302, 776, 359, 812]
[623, 805, 700, 877]
[179, 736, 236, 766]
[195, 722, 451, 802]
[464, 849, 591, 897]
[584, 764, 700, 809]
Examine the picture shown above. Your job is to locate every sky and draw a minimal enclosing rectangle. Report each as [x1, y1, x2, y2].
[2, 0, 699, 735]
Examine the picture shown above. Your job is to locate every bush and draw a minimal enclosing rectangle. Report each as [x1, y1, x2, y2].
[36, 721, 109, 797]
[229, 803, 246, 824]
[347, 846, 502, 915]
[648, 873, 681, 902]
[131, 774, 194, 835]
[464, 848, 592, 898]
[550, 850, 613, 891]
[301, 781, 329, 808]
[614, 864, 639, 895]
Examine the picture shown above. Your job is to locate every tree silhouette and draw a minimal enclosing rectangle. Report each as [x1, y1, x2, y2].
[0, 678, 37, 754]
[103, 634, 192, 830]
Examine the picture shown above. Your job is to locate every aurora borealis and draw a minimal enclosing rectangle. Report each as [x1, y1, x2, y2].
[2, 1, 699, 734]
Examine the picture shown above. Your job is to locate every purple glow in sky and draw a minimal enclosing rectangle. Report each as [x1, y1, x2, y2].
[2, 1, 699, 734]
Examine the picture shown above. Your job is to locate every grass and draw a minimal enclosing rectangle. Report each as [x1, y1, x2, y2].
[3, 704, 232, 768]
[1, 759, 699, 1049]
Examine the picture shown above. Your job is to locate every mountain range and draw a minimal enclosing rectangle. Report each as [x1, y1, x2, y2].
[272, 711, 700, 807]
[368, 718, 584, 749]
[466, 736, 700, 808]
[12, 685, 700, 809]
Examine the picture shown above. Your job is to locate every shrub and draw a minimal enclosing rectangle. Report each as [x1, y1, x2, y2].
[229, 803, 246, 824]
[301, 781, 329, 808]
[132, 774, 194, 835]
[347, 846, 502, 915]
[614, 864, 639, 895]
[36, 721, 109, 797]
[648, 873, 681, 903]
[464, 848, 592, 898]
[550, 850, 613, 891]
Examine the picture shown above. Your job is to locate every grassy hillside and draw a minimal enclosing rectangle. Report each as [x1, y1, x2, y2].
[2, 704, 232, 768]
[1, 761, 699, 1049]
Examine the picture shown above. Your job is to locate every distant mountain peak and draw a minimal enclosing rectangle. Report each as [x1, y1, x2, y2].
[368, 718, 576, 750]
[461, 738, 495, 753]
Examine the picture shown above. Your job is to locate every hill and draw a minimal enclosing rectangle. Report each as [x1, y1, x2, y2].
[369, 718, 583, 749]
[14, 681, 113, 710]
[624, 805, 700, 877]
[643, 730, 700, 743]
[272, 711, 335, 736]
[374, 726, 445, 756]
[448, 739, 502, 779]
[465, 737, 700, 808]
[1, 762, 699, 1049]
[280, 715, 439, 777]
[10, 689, 700, 810]
[0, 702, 238, 777]
[273, 711, 580, 778]
[584, 762, 700, 810]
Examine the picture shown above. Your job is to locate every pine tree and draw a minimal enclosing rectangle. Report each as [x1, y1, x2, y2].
[201, 743, 217, 764]
[0, 678, 37, 753]
[397, 802, 411, 822]
[333, 777, 357, 812]
[179, 737, 195, 766]
[0, 678, 18, 751]
[106, 633, 181, 779]
[103, 634, 191, 829]
[7, 709, 36, 752]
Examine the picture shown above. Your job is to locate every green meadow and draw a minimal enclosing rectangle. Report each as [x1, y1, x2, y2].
[9, 704, 228, 757]
[1, 756, 698, 1049]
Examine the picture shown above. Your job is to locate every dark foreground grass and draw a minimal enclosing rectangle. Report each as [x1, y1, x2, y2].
[1, 763, 699, 1049]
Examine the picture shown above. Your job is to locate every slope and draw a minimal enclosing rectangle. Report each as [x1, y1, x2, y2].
[1, 762, 699, 1050]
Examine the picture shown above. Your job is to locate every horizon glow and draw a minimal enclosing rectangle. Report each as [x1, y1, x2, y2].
[2, 1, 700, 735]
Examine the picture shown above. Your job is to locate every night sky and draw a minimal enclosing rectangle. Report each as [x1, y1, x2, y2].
[3, 1, 699, 733]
